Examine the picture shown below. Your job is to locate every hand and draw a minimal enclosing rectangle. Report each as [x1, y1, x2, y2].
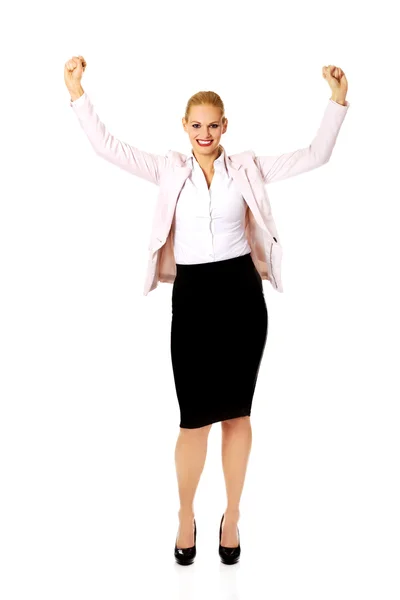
[322, 65, 348, 98]
[64, 55, 87, 91]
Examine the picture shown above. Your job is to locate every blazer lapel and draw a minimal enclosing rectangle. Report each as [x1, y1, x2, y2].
[225, 157, 273, 239]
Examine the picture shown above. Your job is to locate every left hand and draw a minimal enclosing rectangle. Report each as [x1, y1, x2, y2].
[322, 65, 348, 97]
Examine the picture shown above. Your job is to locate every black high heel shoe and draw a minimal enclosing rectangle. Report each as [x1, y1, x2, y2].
[174, 518, 197, 566]
[219, 513, 241, 564]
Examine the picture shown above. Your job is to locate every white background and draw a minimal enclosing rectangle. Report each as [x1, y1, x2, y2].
[1, 0, 399, 598]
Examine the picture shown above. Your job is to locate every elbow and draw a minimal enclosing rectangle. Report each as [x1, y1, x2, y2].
[309, 145, 331, 168]
[320, 154, 331, 166]
[314, 151, 331, 167]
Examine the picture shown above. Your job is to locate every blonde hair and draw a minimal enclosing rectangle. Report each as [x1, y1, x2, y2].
[184, 91, 227, 124]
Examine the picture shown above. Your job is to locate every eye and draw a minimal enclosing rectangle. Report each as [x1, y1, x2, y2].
[192, 124, 219, 128]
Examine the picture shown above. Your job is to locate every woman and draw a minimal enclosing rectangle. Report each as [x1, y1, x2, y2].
[64, 56, 349, 566]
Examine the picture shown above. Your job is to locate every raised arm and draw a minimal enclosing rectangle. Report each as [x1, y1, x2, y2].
[255, 65, 349, 185]
[65, 56, 167, 186]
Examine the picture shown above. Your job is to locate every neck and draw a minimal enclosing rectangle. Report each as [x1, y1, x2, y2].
[192, 145, 223, 172]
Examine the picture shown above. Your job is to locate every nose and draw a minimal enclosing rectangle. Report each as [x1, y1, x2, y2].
[197, 130, 214, 138]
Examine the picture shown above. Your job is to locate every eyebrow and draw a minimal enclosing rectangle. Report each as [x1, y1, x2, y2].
[190, 120, 220, 124]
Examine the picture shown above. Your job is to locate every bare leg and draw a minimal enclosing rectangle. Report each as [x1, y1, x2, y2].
[174, 423, 212, 548]
[220, 416, 252, 547]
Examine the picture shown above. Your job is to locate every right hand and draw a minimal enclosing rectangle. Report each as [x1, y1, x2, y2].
[64, 55, 87, 91]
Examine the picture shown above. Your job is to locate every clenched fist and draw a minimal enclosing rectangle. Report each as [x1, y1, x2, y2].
[64, 55, 87, 92]
[322, 65, 348, 98]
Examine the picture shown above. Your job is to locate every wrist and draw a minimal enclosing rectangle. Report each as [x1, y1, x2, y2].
[69, 84, 84, 102]
[330, 94, 346, 106]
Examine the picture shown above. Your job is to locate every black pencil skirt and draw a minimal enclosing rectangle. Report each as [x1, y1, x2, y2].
[170, 252, 268, 429]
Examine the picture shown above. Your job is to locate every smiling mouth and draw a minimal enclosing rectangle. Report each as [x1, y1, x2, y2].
[196, 139, 213, 146]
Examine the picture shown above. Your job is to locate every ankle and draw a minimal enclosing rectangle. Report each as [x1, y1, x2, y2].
[178, 508, 195, 520]
[224, 508, 240, 520]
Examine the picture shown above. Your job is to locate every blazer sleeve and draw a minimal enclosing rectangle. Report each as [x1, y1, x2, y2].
[70, 92, 167, 186]
[254, 99, 350, 185]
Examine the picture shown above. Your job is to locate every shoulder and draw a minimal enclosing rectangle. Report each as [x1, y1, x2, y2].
[229, 149, 255, 162]
[166, 149, 187, 166]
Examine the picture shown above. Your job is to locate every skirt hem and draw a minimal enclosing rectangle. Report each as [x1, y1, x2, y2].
[179, 410, 251, 430]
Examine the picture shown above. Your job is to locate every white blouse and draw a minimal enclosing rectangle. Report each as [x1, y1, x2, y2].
[173, 147, 251, 264]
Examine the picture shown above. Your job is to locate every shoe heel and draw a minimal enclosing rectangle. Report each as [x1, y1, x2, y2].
[174, 518, 197, 566]
[219, 513, 241, 565]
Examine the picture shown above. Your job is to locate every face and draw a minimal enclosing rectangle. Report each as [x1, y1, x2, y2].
[182, 104, 228, 155]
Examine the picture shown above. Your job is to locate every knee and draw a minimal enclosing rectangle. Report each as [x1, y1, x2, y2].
[180, 423, 213, 436]
[221, 416, 250, 429]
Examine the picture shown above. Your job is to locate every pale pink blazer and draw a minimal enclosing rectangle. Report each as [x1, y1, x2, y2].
[70, 93, 350, 295]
